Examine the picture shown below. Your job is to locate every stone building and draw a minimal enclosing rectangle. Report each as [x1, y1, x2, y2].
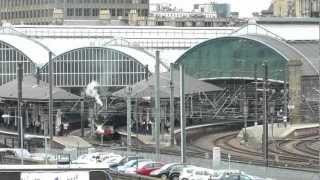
[0, 0, 149, 25]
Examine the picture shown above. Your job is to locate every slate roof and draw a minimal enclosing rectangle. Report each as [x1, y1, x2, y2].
[0, 75, 80, 102]
[113, 69, 223, 98]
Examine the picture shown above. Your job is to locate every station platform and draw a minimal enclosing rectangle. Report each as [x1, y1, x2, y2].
[0, 127, 92, 150]
[118, 130, 171, 147]
[53, 136, 93, 149]
[237, 123, 319, 146]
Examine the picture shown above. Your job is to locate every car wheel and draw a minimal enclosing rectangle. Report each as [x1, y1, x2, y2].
[161, 174, 167, 180]
[171, 175, 179, 180]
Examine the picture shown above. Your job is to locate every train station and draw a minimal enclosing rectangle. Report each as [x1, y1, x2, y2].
[0, 19, 319, 180]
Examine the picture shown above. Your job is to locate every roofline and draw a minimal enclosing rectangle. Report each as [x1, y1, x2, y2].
[175, 35, 290, 64]
[256, 17, 320, 24]
[104, 38, 170, 70]
[12, 24, 237, 31]
[0, 40, 37, 67]
[200, 77, 284, 84]
[0, 29, 56, 57]
[283, 40, 319, 75]
[230, 22, 285, 41]
[39, 46, 153, 72]
[175, 34, 318, 76]
[0, 98, 80, 102]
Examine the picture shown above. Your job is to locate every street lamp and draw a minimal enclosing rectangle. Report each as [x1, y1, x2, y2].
[2, 114, 24, 165]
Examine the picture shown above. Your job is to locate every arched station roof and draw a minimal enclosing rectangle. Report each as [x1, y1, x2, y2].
[105, 46, 163, 73]
[0, 34, 162, 73]
[175, 34, 318, 82]
[0, 34, 50, 66]
[40, 45, 159, 71]
[46, 45, 162, 73]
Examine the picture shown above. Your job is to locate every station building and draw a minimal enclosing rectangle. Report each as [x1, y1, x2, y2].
[0, 21, 319, 131]
[175, 22, 320, 124]
[0, 30, 160, 134]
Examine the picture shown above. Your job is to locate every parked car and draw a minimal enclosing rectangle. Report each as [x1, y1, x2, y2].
[109, 155, 144, 169]
[217, 170, 267, 180]
[124, 160, 154, 174]
[150, 163, 180, 180]
[117, 159, 151, 173]
[168, 164, 195, 180]
[135, 161, 164, 176]
[72, 152, 121, 165]
[72, 152, 101, 164]
[100, 155, 124, 168]
[179, 167, 219, 180]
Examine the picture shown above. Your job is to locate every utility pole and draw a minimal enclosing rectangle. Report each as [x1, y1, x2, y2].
[155, 51, 161, 161]
[254, 64, 258, 125]
[145, 65, 149, 80]
[243, 92, 248, 142]
[262, 63, 269, 167]
[180, 64, 186, 164]
[283, 68, 288, 128]
[127, 86, 132, 154]
[170, 63, 175, 146]
[318, 21, 320, 171]
[49, 52, 53, 140]
[80, 91, 85, 137]
[17, 63, 23, 149]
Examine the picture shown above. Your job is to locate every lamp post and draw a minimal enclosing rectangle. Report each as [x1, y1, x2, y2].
[2, 114, 24, 164]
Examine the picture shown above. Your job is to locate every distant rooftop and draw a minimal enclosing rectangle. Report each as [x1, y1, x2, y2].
[256, 17, 320, 24]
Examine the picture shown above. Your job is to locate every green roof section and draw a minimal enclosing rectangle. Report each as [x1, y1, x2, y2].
[175, 36, 287, 81]
[175, 34, 318, 82]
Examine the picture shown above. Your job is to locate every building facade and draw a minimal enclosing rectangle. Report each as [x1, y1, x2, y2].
[295, 0, 320, 17]
[273, 0, 292, 16]
[0, 0, 149, 25]
[271, 0, 320, 17]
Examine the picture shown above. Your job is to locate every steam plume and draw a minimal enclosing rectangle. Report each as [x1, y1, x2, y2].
[86, 81, 103, 106]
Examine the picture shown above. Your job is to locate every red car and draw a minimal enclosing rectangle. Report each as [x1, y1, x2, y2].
[135, 161, 164, 176]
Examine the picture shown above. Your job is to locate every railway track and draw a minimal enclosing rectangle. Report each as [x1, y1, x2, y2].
[294, 139, 319, 157]
[91, 124, 320, 172]
[208, 131, 320, 169]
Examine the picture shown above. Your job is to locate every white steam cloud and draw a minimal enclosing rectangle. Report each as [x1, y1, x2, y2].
[86, 81, 103, 106]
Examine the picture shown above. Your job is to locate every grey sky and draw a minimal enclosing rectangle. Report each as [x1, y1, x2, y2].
[150, 0, 272, 17]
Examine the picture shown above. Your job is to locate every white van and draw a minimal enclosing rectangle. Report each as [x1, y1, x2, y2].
[179, 167, 221, 180]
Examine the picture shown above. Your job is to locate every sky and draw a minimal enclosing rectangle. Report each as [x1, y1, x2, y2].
[150, 0, 272, 17]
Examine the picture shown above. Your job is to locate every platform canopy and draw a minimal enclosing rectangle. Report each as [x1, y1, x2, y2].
[0, 75, 80, 102]
[112, 69, 222, 98]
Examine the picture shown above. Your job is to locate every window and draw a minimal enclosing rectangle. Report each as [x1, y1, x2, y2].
[110, 9, 115, 16]
[116, 9, 123, 16]
[240, 175, 252, 180]
[75, 8, 82, 16]
[84, 8, 90, 16]
[67, 8, 74, 16]
[92, 8, 99, 16]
